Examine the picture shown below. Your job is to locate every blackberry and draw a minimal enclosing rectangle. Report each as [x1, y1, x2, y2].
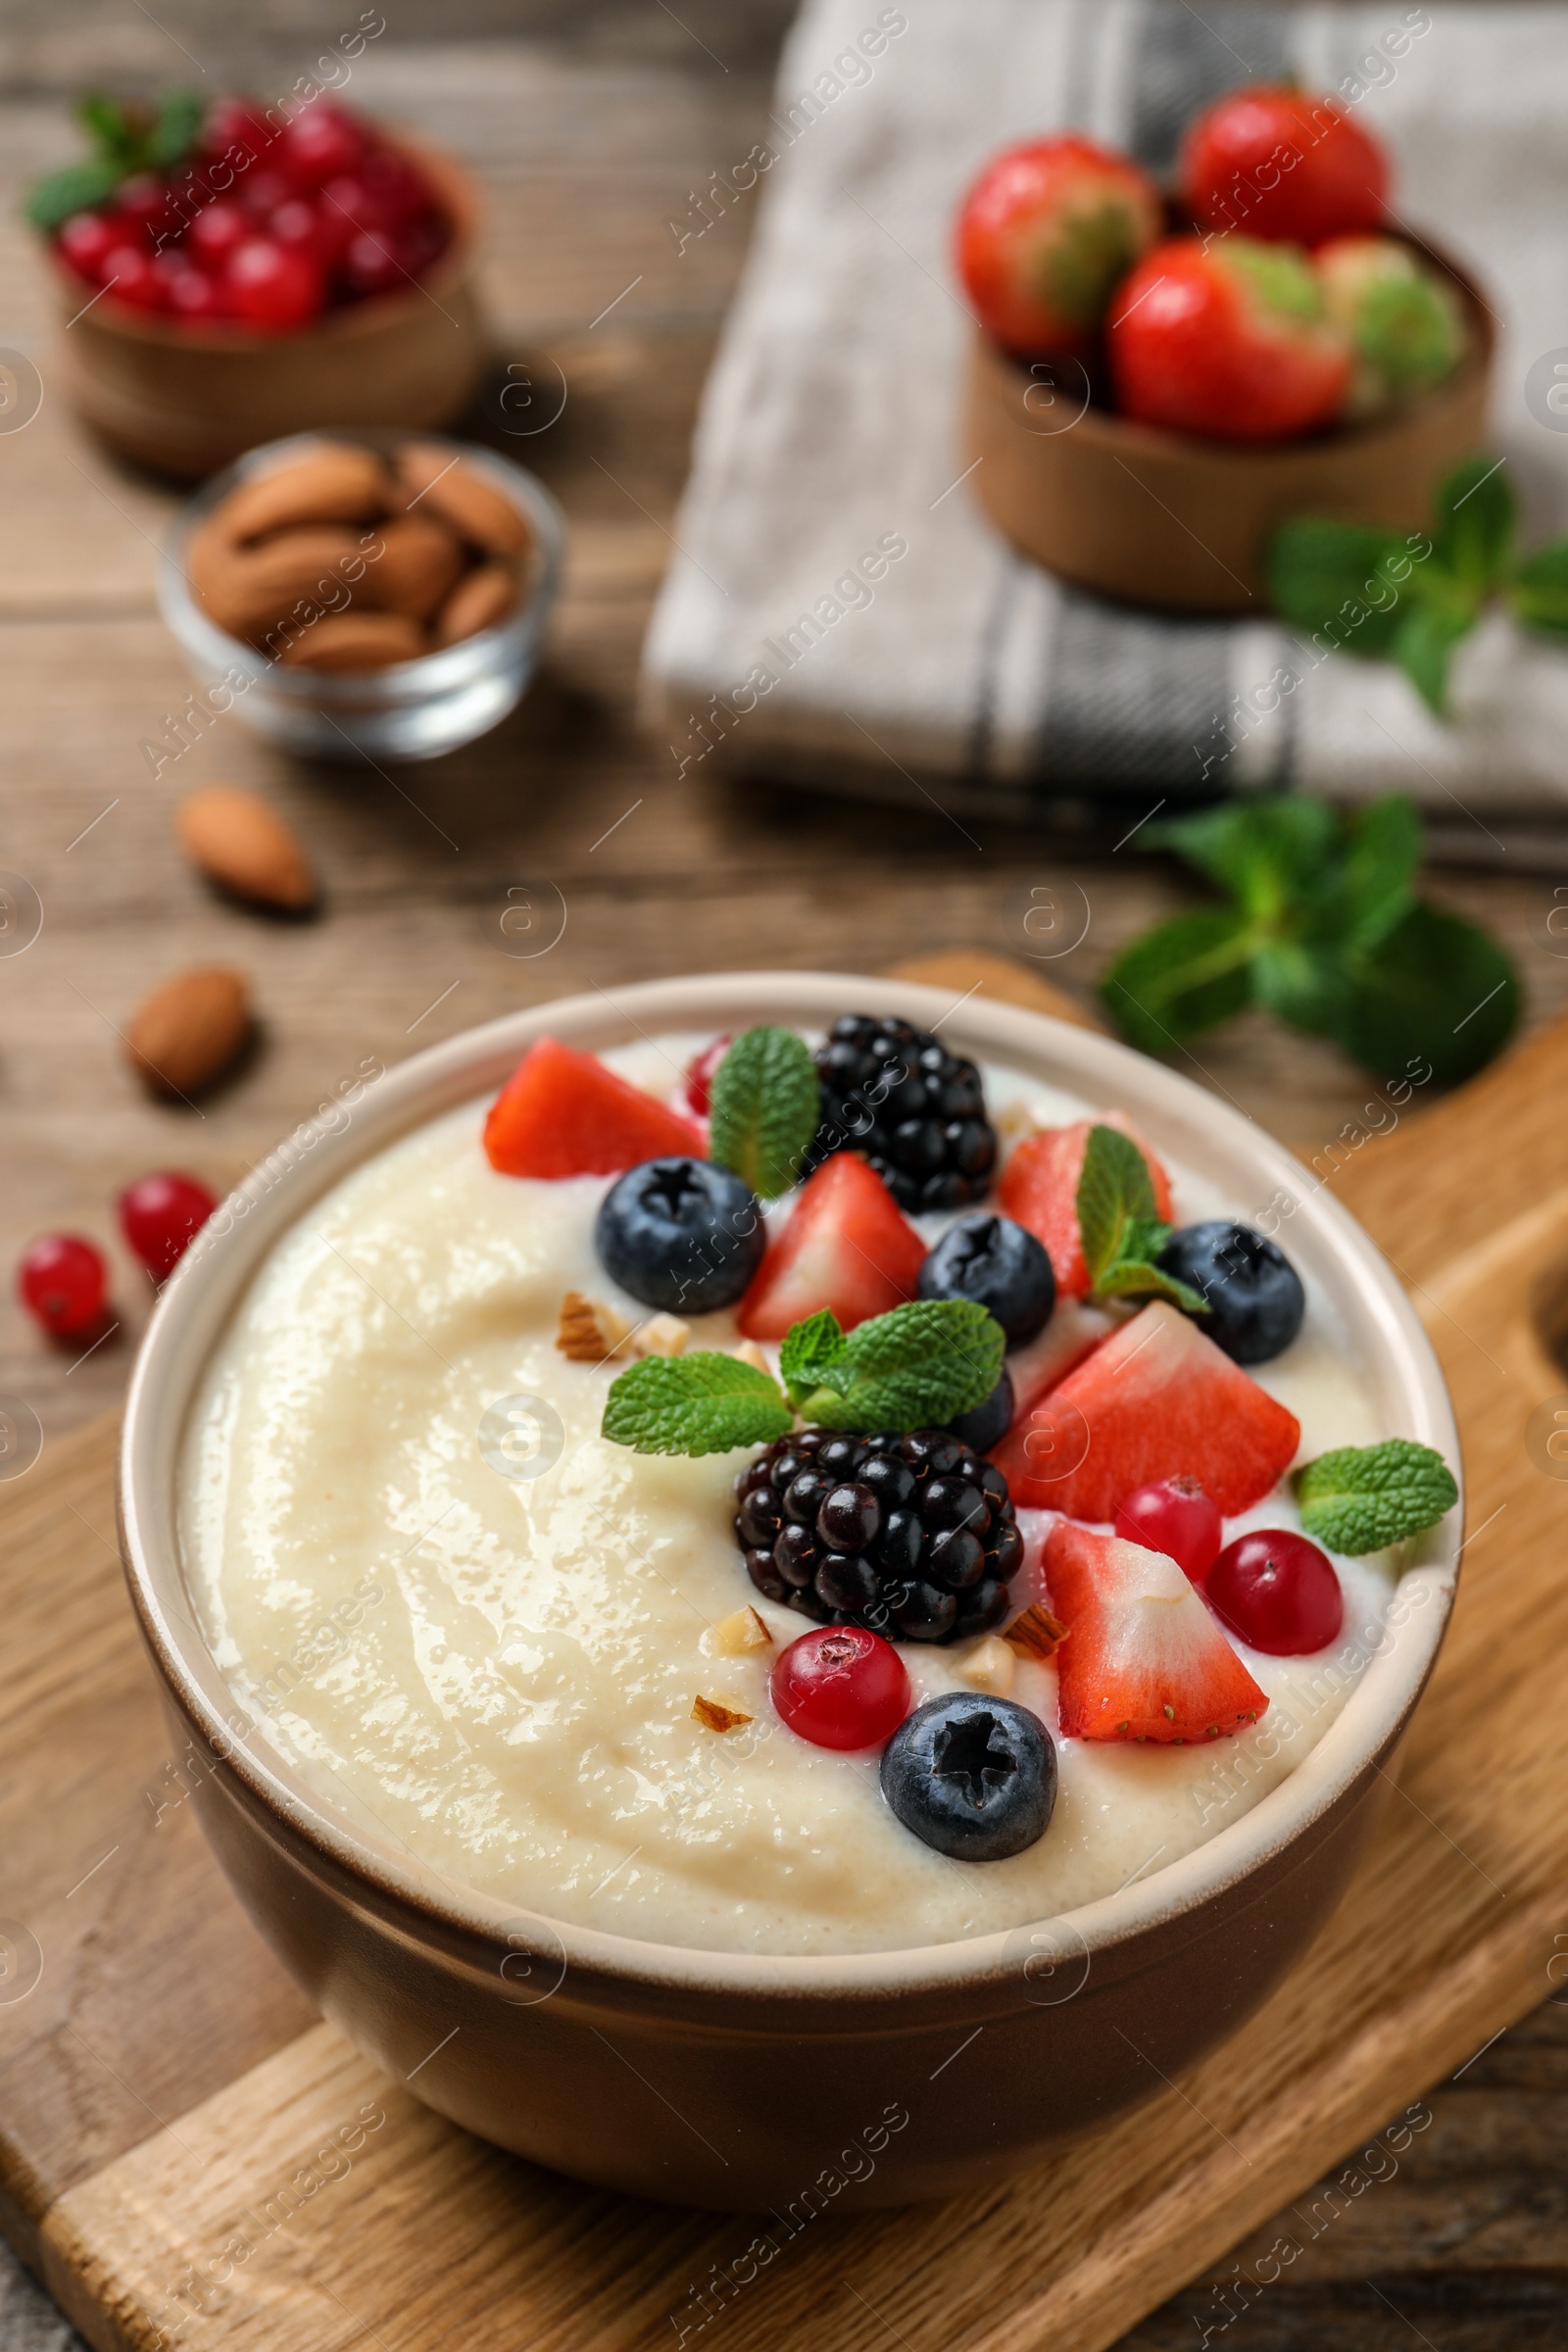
[732, 1428, 1025, 1644]
[804, 1013, 997, 1214]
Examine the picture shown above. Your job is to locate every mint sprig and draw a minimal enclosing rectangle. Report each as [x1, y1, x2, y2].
[707, 1026, 819, 1201]
[601, 1351, 793, 1457]
[1101, 792, 1518, 1089]
[1293, 1440, 1458, 1554]
[26, 90, 205, 232]
[1075, 1125, 1206, 1313]
[1269, 453, 1568, 717]
[601, 1298, 1004, 1456]
[801, 1299, 1004, 1432]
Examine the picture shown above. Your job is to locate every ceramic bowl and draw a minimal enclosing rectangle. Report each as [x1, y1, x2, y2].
[116, 974, 1461, 2210]
[964, 234, 1494, 614]
[48, 134, 488, 481]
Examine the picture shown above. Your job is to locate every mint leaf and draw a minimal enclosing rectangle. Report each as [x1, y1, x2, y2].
[148, 89, 203, 169]
[1391, 600, 1477, 715]
[1267, 520, 1417, 661]
[1335, 903, 1519, 1086]
[602, 1351, 791, 1456]
[77, 94, 143, 166]
[1250, 937, 1353, 1038]
[1294, 1439, 1458, 1553]
[778, 1306, 846, 1407]
[1073, 1126, 1208, 1313]
[1431, 457, 1515, 593]
[708, 1026, 819, 1200]
[1077, 1124, 1156, 1279]
[1154, 798, 1341, 918]
[1507, 539, 1568, 637]
[24, 157, 121, 229]
[1093, 1257, 1207, 1311]
[1100, 906, 1256, 1055]
[802, 1299, 1004, 1433]
[1336, 795, 1422, 954]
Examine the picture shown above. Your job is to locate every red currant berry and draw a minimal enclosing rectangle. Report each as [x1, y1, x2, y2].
[188, 199, 249, 267]
[279, 101, 366, 188]
[56, 211, 118, 282]
[270, 197, 325, 260]
[201, 98, 271, 166]
[1114, 1477, 1223, 1584]
[114, 172, 169, 240]
[683, 1034, 732, 1120]
[339, 227, 406, 298]
[18, 1235, 109, 1340]
[1207, 1529, 1343, 1657]
[225, 236, 324, 330]
[118, 1172, 218, 1279]
[163, 265, 225, 323]
[101, 242, 168, 313]
[360, 144, 427, 223]
[238, 167, 295, 220]
[769, 1626, 909, 1751]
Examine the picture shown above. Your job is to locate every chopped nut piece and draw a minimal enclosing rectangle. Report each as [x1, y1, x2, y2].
[956, 1634, 1015, 1696]
[1004, 1603, 1067, 1662]
[994, 1098, 1044, 1145]
[711, 1605, 772, 1656]
[556, 1291, 631, 1362]
[730, 1340, 772, 1376]
[692, 1694, 754, 1734]
[637, 1312, 691, 1357]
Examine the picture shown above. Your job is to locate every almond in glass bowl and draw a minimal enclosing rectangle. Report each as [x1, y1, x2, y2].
[159, 432, 564, 760]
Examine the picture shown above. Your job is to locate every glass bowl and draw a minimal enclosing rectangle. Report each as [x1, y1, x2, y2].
[158, 428, 564, 762]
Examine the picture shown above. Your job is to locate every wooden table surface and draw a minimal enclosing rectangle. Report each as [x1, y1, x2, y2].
[0, 6, 1565, 2347]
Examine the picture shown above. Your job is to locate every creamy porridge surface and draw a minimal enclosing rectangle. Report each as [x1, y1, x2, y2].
[179, 1036, 1396, 1955]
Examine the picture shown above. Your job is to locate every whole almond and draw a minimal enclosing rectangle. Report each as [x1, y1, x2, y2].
[434, 563, 517, 647]
[396, 444, 530, 556]
[192, 525, 368, 647]
[176, 786, 316, 912]
[279, 612, 425, 672]
[126, 966, 251, 1100]
[215, 446, 389, 544]
[358, 514, 466, 621]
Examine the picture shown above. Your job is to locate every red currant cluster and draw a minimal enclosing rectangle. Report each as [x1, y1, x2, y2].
[54, 98, 450, 333]
[18, 1173, 217, 1345]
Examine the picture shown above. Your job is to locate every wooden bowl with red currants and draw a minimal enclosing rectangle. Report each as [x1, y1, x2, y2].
[30, 92, 488, 478]
[956, 84, 1493, 614]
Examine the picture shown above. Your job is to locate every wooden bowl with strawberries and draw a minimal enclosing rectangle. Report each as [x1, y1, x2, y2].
[956, 86, 1495, 614]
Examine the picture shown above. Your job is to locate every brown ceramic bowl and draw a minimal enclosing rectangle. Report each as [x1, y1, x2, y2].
[117, 975, 1461, 2210]
[47, 133, 488, 479]
[964, 235, 1494, 614]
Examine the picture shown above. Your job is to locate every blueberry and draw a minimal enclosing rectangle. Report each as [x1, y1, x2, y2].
[881, 1692, 1055, 1861]
[945, 1369, 1014, 1454]
[594, 1156, 764, 1313]
[917, 1214, 1055, 1347]
[1156, 1221, 1306, 1365]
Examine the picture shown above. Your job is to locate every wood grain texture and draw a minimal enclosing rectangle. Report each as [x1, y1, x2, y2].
[3, 975, 1567, 2352]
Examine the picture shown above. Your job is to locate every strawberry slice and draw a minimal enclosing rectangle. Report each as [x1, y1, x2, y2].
[483, 1036, 705, 1178]
[993, 1301, 1299, 1519]
[1044, 1521, 1268, 1741]
[998, 1115, 1173, 1298]
[738, 1154, 925, 1339]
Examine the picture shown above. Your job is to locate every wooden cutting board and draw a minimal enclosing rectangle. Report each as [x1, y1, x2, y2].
[6, 951, 1568, 2352]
